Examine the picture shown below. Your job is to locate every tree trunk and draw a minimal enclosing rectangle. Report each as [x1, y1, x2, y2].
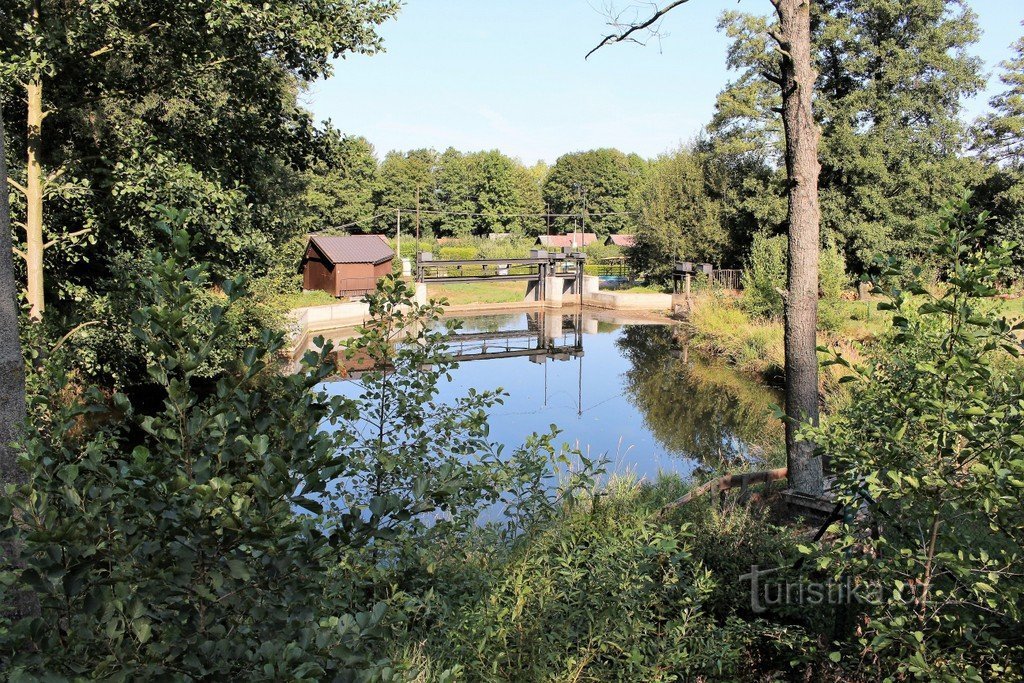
[1, 94, 36, 621]
[776, 0, 824, 497]
[0, 101, 27, 491]
[25, 74, 45, 321]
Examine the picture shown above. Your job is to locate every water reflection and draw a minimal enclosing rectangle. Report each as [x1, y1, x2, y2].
[616, 325, 783, 467]
[319, 310, 783, 480]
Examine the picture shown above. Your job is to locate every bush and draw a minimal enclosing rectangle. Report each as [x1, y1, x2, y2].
[0, 224, 596, 679]
[394, 478, 813, 681]
[1, 229, 376, 679]
[741, 233, 848, 329]
[802, 199, 1024, 681]
[437, 246, 479, 261]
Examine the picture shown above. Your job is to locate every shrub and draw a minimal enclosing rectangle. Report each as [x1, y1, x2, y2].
[741, 232, 848, 329]
[0, 224, 596, 679]
[0, 228, 379, 679]
[802, 199, 1024, 681]
[437, 246, 479, 261]
[395, 478, 813, 681]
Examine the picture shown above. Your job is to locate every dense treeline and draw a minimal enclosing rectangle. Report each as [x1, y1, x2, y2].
[6, 0, 1024, 344]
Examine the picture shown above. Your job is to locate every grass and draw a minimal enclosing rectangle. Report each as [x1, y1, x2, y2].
[270, 290, 344, 312]
[685, 293, 866, 404]
[427, 280, 528, 305]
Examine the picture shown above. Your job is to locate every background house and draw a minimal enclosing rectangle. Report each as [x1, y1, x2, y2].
[605, 234, 636, 248]
[534, 233, 598, 250]
[299, 234, 395, 297]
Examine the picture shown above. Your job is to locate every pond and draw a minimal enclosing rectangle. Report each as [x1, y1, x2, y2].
[317, 309, 783, 481]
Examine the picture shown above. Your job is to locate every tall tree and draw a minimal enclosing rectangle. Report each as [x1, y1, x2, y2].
[973, 28, 1024, 164]
[632, 146, 726, 278]
[292, 131, 379, 234]
[973, 25, 1024, 278]
[542, 148, 647, 236]
[591, 0, 825, 496]
[0, 0, 400, 319]
[374, 149, 438, 236]
[710, 0, 982, 272]
[0, 103, 26, 492]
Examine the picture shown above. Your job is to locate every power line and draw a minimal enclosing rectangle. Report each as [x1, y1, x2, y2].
[383, 207, 639, 219]
[323, 211, 393, 232]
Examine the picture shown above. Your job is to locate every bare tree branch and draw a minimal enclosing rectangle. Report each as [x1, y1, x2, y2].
[43, 228, 92, 250]
[6, 177, 27, 197]
[51, 321, 101, 353]
[11, 247, 26, 261]
[586, 0, 694, 60]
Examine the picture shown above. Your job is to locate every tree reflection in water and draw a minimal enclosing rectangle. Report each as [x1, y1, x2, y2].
[616, 325, 784, 468]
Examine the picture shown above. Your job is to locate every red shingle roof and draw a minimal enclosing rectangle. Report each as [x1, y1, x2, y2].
[605, 234, 636, 248]
[534, 233, 599, 248]
[308, 235, 394, 265]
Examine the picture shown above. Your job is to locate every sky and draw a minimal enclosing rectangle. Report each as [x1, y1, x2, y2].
[307, 0, 1024, 165]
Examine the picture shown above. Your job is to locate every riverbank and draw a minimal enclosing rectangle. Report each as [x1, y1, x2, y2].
[679, 293, 883, 403]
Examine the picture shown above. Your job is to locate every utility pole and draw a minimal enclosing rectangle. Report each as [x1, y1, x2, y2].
[396, 207, 401, 261]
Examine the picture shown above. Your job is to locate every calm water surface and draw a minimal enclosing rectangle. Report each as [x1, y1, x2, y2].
[319, 310, 783, 481]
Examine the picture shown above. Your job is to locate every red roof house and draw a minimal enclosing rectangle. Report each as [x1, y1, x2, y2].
[534, 233, 599, 250]
[605, 234, 636, 248]
[299, 234, 395, 297]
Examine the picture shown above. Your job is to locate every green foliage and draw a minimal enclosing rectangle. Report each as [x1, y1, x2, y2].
[803, 199, 1024, 680]
[0, 229, 384, 678]
[740, 232, 848, 329]
[0, 226, 599, 678]
[631, 147, 727, 280]
[973, 32, 1024, 164]
[542, 148, 647, 235]
[291, 132, 380, 234]
[1, 0, 401, 382]
[711, 0, 984, 272]
[393, 478, 810, 681]
[437, 246, 478, 261]
[373, 148, 545, 238]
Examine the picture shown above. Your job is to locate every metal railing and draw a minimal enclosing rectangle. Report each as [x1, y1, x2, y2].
[712, 269, 744, 290]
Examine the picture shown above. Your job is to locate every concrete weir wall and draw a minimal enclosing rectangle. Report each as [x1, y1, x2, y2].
[582, 291, 674, 310]
[287, 276, 674, 354]
[289, 301, 371, 333]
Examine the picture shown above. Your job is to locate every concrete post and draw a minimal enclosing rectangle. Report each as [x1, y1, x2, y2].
[544, 277, 562, 307]
[414, 282, 428, 306]
[583, 275, 600, 296]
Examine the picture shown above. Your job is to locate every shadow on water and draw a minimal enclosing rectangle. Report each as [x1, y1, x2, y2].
[319, 310, 783, 480]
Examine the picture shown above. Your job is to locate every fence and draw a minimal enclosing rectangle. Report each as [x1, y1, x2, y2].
[712, 269, 744, 290]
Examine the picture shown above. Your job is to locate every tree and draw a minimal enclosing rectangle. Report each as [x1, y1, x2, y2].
[804, 203, 1024, 678]
[0, 103, 25, 492]
[591, 0, 825, 496]
[710, 0, 983, 272]
[631, 146, 726, 279]
[374, 149, 438, 236]
[542, 148, 647, 236]
[0, 0, 401, 319]
[292, 131, 379, 234]
[973, 28, 1024, 165]
[973, 26, 1024, 278]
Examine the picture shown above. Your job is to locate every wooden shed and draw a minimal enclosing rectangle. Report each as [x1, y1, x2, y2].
[299, 234, 395, 297]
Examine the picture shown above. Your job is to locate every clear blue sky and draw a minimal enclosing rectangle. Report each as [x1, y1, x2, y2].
[307, 0, 1024, 165]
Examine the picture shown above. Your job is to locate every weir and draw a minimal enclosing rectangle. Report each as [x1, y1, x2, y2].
[414, 251, 589, 305]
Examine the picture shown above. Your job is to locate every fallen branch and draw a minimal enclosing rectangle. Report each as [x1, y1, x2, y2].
[51, 321, 101, 353]
[661, 467, 788, 512]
